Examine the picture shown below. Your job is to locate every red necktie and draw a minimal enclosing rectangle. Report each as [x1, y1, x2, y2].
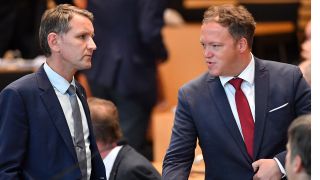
[229, 78, 254, 159]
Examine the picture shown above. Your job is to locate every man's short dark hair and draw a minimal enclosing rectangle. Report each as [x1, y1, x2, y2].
[288, 114, 311, 175]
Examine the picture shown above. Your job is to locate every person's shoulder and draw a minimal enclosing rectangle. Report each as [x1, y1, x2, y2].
[255, 57, 300, 74]
[180, 72, 211, 90]
[119, 145, 150, 164]
[2, 72, 37, 93]
[116, 145, 161, 179]
[118, 145, 155, 168]
[0, 72, 39, 105]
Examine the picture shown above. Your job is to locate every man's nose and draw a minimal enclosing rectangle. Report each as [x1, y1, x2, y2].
[204, 47, 213, 58]
[88, 37, 97, 50]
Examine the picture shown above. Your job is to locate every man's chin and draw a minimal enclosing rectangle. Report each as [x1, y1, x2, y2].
[208, 70, 220, 77]
[80, 63, 92, 70]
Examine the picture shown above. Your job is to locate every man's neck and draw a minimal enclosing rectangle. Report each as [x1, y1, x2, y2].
[98, 142, 117, 159]
[46, 56, 76, 82]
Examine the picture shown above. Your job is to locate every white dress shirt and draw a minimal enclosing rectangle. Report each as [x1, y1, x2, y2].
[102, 146, 123, 179]
[219, 54, 255, 139]
[219, 55, 286, 176]
[44, 63, 92, 179]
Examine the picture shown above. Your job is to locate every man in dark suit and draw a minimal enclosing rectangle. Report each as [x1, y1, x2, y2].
[162, 4, 311, 180]
[0, 4, 106, 179]
[88, 97, 161, 180]
[84, 0, 168, 158]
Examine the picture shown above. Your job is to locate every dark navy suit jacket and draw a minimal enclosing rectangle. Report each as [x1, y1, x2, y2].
[162, 58, 311, 179]
[109, 145, 161, 180]
[86, 0, 168, 108]
[0, 66, 106, 180]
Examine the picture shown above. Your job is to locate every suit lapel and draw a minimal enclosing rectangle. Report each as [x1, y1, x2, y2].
[75, 82, 92, 137]
[207, 75, 251, 163]
[75, 82, 88, 120]
[253, 59, 269, 159]
[76, 84, 107, 179]
[36, 66, 77, 161]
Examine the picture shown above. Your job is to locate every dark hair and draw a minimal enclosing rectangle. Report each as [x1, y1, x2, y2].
[203, 4, 256, 49]
[39, 4, 94, 57]
[288, 114, 311, 175]
[88, 97, 123, 145]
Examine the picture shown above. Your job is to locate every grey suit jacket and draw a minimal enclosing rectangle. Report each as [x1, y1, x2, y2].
[109, 145, 161, 180]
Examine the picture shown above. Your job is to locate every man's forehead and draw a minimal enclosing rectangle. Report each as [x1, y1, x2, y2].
[68, 15, 94, 32]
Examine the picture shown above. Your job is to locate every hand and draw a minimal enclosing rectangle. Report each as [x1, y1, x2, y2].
[252, 159, 282, 180]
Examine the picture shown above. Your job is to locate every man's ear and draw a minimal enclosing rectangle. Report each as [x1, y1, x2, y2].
[238, 37, 248, 53]
[47, 32, 60, 53]
[293, 155, 304, 173]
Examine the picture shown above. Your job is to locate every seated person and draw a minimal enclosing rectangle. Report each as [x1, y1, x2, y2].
[285, 114, 311, 180]
[88, 97, 161, 180]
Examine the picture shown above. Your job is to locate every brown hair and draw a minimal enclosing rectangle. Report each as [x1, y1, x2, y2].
[203, 4, 256, 49]
[88, 97, 123, 145]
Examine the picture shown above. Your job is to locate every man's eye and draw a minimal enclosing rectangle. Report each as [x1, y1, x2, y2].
[79, 35, 86, 39]
[212, 44, 221, 48]
[200, 43, 222, 50]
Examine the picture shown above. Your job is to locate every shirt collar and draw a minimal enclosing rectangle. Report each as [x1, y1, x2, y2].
[44, 62, 75, 94]
[220, 53, 255, 86]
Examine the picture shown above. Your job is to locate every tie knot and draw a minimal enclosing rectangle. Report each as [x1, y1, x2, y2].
[67, 85, 76, 96]
[229, 78, 243, 90]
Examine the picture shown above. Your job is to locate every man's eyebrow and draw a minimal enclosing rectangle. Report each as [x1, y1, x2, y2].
[77, 30, 94, 36]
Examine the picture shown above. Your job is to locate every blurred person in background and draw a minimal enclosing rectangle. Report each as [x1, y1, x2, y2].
[88, 97, 161, 180]
[285, 114, 311, 180]
[0, 0, 86, 60]
[84, 0, 168, 160]
[299, 20, 311, 86]
[0, 0, 46, 59]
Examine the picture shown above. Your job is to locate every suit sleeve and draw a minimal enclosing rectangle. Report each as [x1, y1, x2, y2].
[275, 66, 311, 166]
[137, 0, 168, 62]
[292, 66, 311, 116]
[162, 88, 197, 179]
[0, 87, 29, 179]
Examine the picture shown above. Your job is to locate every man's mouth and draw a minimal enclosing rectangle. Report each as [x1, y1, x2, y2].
[206, 61, 215, 65]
